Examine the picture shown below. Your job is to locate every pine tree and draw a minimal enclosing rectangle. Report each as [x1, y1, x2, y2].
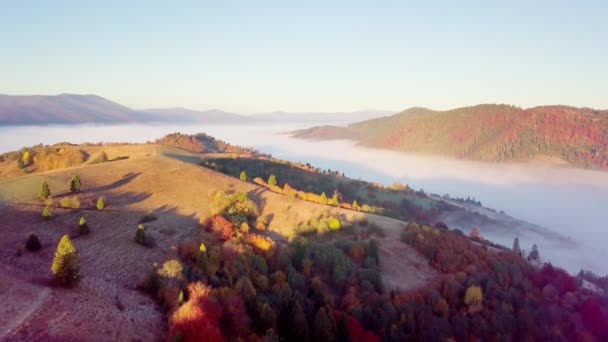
[135, 223, 146, 245]
[330, 192, 339, 207]
[512, 237, 522, 256]
[69, 175, 82, 193]
[96, 196, 105, 211]
[367, 239, 379, 265]
[25, 233, 41, 251]
[240, 171, 248, 182]
[291, 300, 309, 342]
[39, 181, 51, 200]
[268, 174, 277, 186]
[78, 216, 89, 235]
[314, 306, 337, 342]
[320, 192, 328, 204]
[42, 205, 52, 220]
[51, 235, 80, 286]
[528, 244, 540, 262]
[352, 200, 360, 210]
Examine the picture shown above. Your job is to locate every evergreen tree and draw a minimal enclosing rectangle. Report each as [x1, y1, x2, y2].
[39, 181, 51, 200]
[240, 171, 248, 182]
[69, 175, 82, 193]
[291, 300, 309, 342]
[314, 306, 337, 342]
[96, 196, 105, 211]
[17, 158, 25, 169]
[42, 206, 52, 220]
[25, 233, 41, 252]
[528, 244, 540, 262]
[135, 223, 146, 245]
[367, 239, 379, 265]
[78, 216, 89, 235]
[51, 235, 80, 286]
[330, 192, 339, 207]
[352, 200, 360, 210]
[320, 192, 328, 204]
[260, 302, 277, 332]
[268, 174, 277, 186]
[512, 237, 522, 256]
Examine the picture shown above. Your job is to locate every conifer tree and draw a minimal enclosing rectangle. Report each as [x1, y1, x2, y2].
[42, 205, 52, 220]
[291, 300, 309, 342]
[25, 233, 41, 252]
[512, 237, 522, 256]
[69, 175, 82, 193]
[78, 216, 89, 235]
[528, 243, 540, 262]
[367, 239, 379, 265]
[240, 170, 248, 182]
[314, 306, 337, 342]
[39, 181, 51, 200]
[352, 200, 360, 210]
[96, 196, 105, 211]
[135, 223, 146, 245]
[51, 235, 80, 286]
[268, 174, 277, 186]
[320, 192, 328, 204]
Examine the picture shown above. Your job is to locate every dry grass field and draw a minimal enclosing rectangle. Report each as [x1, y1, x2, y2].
[0, 144, 437, 340]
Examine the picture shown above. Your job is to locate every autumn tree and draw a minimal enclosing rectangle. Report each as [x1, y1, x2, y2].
[320, 192, 328, 204]
[268, 174, 277, 186]
[159, 259, 183, 285]
[22, 150, 31, 165]
[39, 181, 51, 200]
[464, 285, 483, 314]
[69, 175, 82, 192]
[469, 227, 482, 241]
[169, 282, 223, 341]
[208, 215, 234, 241]
[240, 170, 248, 182]
[51, 235, 80, 286]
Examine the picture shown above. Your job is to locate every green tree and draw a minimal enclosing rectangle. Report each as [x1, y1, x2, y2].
[42, 206, 52, 220]
[51, 235, 80, 286]
[352, 200, 360, 210]
[96, 196, 105, 211]
[528, 243, 540, 262]
[512, 237, 522, 256]
[69, 175, 82, 193]
[135, 223, 146, 245]
[25, 233, 41, 252]
[240, 170, 248, 182]
[78, 217, 89, 235]
[39, 181, 51, 200]
[367, 239, 379, 265]
[314, 306, 337, 342]
[320, 192, 328, 204]
[268, 174, 277, 186]
[329, 192, 339, 207]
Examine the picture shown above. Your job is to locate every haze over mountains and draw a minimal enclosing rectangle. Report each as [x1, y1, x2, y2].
[0, 94, 392, 126]
[293, 104, 608, 169]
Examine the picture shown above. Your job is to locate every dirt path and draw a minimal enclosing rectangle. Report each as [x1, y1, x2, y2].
[0, 273, 51, 339]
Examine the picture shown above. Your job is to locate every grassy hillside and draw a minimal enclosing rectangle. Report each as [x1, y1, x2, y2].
[293, 105, 608, 169]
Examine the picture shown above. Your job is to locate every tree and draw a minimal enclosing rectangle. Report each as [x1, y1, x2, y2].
[159, 259, 183, 286]
[69, 175, 82, 193]
[39, 181, 51, 200]
[22, 151, 31, 165]
[16, 158, 25, 169]
[96, 196, 105, 211]
[291, 300, 309, 342]
[469, 227, 482, 241]
[25, 233, 41, 252]
[240, 170, 248, 182]
[464, 285, 483, 314]
[367, 239, 379, 265]
[314, 306, 337, 342]
[135, 224, 146, 245]
[352, 200, 360, 210]
[208, 215, 234, 241]
[320, 192, 328, 204]
[329, 192, 340, 207]
[512, 237, 522, 256]
[42, 206, 52, 220]
[51, 235, 80, 286]
[78, 216, 89, 235]
[268, 174, 277, 186]
[528, 244, 540, 262]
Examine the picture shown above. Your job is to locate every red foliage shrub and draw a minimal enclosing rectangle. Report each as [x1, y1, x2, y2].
[208, 216, 234, 241]
[170, 282, 224, 342]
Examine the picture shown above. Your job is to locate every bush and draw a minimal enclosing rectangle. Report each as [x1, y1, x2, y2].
[25, 233, 41, 252]
[42, 206, 52, 220]
[60, 196, 81, 209]
[96, 196, 105, 211]
[245, 233, 276, 257]
[268, 174, 277, 186]
[78, 217, 89, 235]
[240, 171, 247, 182]
[327, 217, 341, 231]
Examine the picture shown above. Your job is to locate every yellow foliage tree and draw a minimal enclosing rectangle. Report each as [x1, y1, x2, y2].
[464, 285, 483, 313]
[51, 235, 80, 285]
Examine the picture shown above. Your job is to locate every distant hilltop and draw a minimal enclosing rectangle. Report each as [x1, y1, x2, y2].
[0, 94, 390, 126]
[292, 104, 608, 170]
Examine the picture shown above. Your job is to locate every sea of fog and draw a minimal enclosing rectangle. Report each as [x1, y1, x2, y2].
[2, 123, 608, 275]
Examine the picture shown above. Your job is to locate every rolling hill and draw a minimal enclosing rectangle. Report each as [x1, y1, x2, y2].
[292, 104, 608, 169]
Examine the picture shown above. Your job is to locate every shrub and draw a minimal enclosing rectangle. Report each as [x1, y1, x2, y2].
[25, 233, 41, 252]
[78, 217, 89, 235]
[240, 170, 247, 182]
[208, 216, 234, 241]
[327, 217, 341, 231]
[96, 196, 105, 211]
[39, 181, 51, 200]
[88, 151, 109, 164]
[42, 206, 52, 220]
[135, 224, 146, 245]
[69, 175, 82, 192]
[51, 235, 80, 286]
[245, 233, 276, 257]
[60, 195, 80, 209]
[255, 216, 268, 231]
[268, 174, 277, 186]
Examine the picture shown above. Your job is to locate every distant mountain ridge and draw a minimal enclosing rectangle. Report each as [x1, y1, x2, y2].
[0, 94, 389, 126]
[292, 104, 608, 169]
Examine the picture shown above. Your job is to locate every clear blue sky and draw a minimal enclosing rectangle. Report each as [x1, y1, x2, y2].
[1, 1, 607, 113]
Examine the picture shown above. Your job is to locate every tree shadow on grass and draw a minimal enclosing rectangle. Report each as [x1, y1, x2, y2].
[85, 172, 141, 193]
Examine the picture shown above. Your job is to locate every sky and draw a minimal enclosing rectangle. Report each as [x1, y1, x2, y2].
[1, 1, 607, 113]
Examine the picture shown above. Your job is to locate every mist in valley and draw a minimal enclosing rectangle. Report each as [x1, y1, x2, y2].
[2, 123, 608, 275]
